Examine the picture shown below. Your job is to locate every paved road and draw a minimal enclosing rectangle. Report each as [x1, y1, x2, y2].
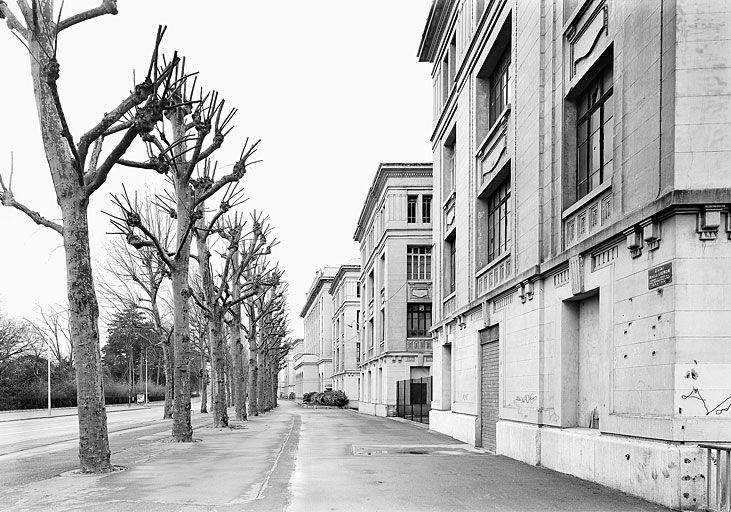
[0, 400, 671, 511]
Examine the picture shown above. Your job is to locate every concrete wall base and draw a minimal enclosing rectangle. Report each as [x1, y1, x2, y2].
[497, 421, 707, 510]
[430, 409, 479, 446]
[358, 402, 393, 417]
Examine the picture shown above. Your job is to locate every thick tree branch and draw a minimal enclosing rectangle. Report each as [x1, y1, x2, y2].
[84, 128, 137, 196]
[0, 2, 28, 38]
[0, 173, 63, 235]
[57, 0, 117, 32]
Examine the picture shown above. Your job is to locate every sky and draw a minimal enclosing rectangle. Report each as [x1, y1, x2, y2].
[0, 0, 434, 339]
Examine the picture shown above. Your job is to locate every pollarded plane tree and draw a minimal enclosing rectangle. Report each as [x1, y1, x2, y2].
[100, 194, 175, 418]
[222, 213, 279, 421]
[0, 0, 184, 472]
[106, 84, 261, 439]
[256, 288, 290, 412]
[191, 206, 277, 427]
[242, 267, 285, 417]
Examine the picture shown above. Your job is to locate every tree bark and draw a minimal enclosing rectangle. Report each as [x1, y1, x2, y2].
[248, 348, 259, 417]
[62, 199, 113, 472]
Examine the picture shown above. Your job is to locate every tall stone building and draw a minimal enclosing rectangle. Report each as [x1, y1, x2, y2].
[278, 338, 299, 398]
[297, 268, 337, 395]
[330, 260, 362, 407]
[354, 163, 434, 416]
[418, 0, 731, 508]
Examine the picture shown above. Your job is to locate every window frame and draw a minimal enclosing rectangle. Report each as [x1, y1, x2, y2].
[486, 177, 511, 263]
[576, 66, 613, 200]
[407, 245, 432, 281]
[488, 45, 511, 129]
[422, 195, 432, 223]
[407, 195, 418, 223]
[407, 303, 432, 338]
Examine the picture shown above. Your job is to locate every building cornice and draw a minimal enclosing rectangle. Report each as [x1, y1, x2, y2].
[353, 163, 433, 242]
[300, 269, 336, 318]
[417, 0, 450, 62]
[329, 264, 361, 295]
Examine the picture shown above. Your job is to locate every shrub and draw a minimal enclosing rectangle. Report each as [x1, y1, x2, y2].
[302, 391, 316, 403]
[288, 392, 295, 399]
[309, 390, 349, 407]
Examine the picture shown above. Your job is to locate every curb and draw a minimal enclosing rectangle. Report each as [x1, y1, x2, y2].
[0, 405, 153, 423]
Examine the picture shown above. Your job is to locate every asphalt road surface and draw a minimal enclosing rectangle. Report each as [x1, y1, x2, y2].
[0, 400, 209, 489]
[0, 400, 672, 511]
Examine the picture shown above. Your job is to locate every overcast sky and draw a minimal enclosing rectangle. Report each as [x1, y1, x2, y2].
[0, 1, 434, 339]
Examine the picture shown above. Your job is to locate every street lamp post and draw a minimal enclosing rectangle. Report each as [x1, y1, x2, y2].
[47, 355, 51, 417]
[145, 345, 148, 405]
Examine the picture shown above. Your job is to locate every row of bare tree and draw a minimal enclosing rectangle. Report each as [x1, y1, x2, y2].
[0, 1, 290, 473]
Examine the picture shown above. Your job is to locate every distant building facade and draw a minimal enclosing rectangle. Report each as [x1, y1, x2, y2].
[330, 260, 362, 408]
[354, 163, 434, 417]
[278, 338, 300, 398]
[418, 0, 731, 509]
[298, 267, 337, 395]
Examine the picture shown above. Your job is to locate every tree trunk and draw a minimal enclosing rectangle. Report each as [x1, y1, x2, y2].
[200, 350, 208, 414]
[62, 200, 113, 472]
[171, 259, 193, 441]
[257, 358, 265, 412]
[230, 252, 247, 420]
[248, 348, 259, 417]
[170, 109, 193, 442]
[210, 310, 228, 427]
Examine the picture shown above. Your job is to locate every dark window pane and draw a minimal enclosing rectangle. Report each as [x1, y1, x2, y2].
[590, 130, 601, 174]
[578, 142, 588, 182]
[578, 120, 588, 144]
[603, 120, 613, 166]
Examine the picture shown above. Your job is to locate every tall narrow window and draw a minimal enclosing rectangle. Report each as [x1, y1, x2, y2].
[422, 195, 432, 223]
[356, 282, 361, 298]
[444, 136, 456, 194]
[489, 46, 511, 128]
[407, 246, 432, 280]
[380, 309, 385, 343]
[577, 66, 613, 200]
[407, 195, 418, 223]
[407, 303, 432, 337]
[487, 178, 511, 263]
[445, 233, 456, 295]
[356, 310, 360, 331]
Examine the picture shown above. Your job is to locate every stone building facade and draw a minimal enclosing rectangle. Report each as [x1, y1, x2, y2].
[330, 260, 362, 408]
[297, 268, 337, 396]
[278, 338, 299, 398]
[418, 0, 731, 509]
[354, 163, 434, 417]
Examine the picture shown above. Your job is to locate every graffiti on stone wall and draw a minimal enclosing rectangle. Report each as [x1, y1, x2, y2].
[514, 393, 537, 406]
[680, 365, 731, 416]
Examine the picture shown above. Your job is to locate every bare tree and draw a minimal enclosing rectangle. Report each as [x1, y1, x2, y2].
[107, 74, 261, 440]
[31, 304, 72, 371]
[0, 311, 34, 380]
[243, 265, 285, 417]
[0, 1, 182, 472]
[101, 195, 174, 418]
[192, 208, 274, 427]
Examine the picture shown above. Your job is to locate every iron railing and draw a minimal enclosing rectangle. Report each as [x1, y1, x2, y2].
[396, 376, 432, 424]
[701, 443, 731, 512]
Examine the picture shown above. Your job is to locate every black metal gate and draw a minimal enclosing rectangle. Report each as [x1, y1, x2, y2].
[396, 376, 432, 424]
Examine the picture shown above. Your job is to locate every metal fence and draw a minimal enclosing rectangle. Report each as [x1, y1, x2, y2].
[701, 443, 731, 512]
[396, 376, 432, 424]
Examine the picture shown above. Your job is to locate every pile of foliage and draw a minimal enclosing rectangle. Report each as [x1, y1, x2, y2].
[302, 390, 349, 407]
